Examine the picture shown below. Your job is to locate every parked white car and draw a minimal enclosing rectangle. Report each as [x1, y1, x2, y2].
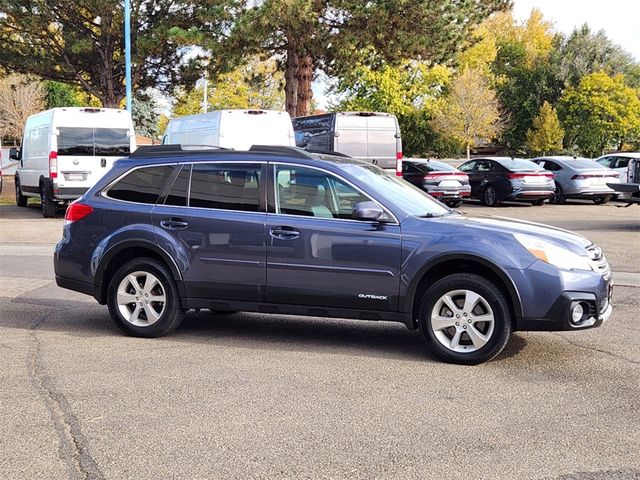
[12, 107, 136, 217]
[163, 109, 295, 151]
[596, 152, 640, 181]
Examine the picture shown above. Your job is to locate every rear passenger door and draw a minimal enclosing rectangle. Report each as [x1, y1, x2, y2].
[151, 162, 267, 303]
[265, 163, 402, 312]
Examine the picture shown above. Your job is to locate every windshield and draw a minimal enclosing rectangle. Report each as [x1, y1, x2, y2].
[337, 163, 451, 217]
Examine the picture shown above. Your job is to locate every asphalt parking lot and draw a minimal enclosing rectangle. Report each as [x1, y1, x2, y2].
[1, 187, 639, 479]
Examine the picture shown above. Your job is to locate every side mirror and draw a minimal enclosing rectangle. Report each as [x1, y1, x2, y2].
[352, 201, 384, 222]
[9, 147, 20, 160]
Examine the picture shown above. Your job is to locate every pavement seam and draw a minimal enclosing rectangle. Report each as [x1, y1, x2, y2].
[550, 332, 640, 367]
[28, 306, 105, 480]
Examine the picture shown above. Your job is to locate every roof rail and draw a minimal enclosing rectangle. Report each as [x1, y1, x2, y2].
[248, 145, 312, 159]
[130, 144, 228, 159]
[305, 148, 351, 158]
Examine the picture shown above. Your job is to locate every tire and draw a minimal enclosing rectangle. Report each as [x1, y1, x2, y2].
[593, 196, 610, 205]
[446, 200, 463, 208]
[107, 257, 184, 338]
[531, 199, 545, 206]
[482, 186, 500, 207]
[40, 182, 56, 218]
[418, 273, 513, 365]
[15, 176, 28, 207]
[551, 183, 565, 204]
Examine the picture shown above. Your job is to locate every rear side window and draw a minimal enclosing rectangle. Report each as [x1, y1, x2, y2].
[107, 166, 173, 204]
[164, 165, 191, 207]
[189, 163, 262, 212]
[58, 127, 130, 156]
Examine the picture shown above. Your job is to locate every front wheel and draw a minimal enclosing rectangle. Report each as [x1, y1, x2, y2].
[107, 258, 184, 337]
[15, 176, 28, 207]
[551, 183, 566, 204]
[530, 199, 545, 206]
[418, 273, 512, 365]
[446, 200, 463, 208]
[593, 196, 610, 205]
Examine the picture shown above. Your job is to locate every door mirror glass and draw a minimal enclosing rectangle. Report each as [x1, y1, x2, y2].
[352, 201, 384, 222]
[9, 147, 20, 160]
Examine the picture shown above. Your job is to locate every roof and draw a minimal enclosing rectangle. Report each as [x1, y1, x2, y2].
[125, 144, 363, 167]
[600, 152, 640, 158]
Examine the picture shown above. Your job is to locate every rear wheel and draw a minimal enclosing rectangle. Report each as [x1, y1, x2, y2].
[446, 200, 463, 208]
[551, 183, 566, 204]
[418, 273, 512, 365]
[482, 186, 500, 207]
[40, 183, 56, 218]
[15, 176, 28, 207]
[593, 196, 610, 205]
[107, 258, 184, 337]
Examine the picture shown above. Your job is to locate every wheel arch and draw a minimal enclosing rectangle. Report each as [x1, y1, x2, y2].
[404, 254, 523, 329]
[94, 240, 185, 304]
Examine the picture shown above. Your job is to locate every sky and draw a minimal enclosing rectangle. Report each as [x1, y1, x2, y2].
[313, 0, 640, 109]
[512, 0, 640, 61]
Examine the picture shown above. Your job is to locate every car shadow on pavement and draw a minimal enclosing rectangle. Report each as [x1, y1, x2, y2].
[0, 204, 64, 219]
[5, 289, 528, 363]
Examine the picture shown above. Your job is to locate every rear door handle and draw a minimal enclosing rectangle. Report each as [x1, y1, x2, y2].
[270, 226, 300, 240]
[160, 217, 189, 230]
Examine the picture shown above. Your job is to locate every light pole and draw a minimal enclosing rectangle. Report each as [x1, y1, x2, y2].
[124, 0, 132, 111]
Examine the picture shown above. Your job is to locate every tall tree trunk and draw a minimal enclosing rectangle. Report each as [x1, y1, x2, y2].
[295, 54, 313, 117]
[284, 46, 299, 116]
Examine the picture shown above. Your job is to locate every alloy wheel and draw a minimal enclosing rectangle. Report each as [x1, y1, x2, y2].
[430, 289, 495, 353]
[116, 271, 167, 326]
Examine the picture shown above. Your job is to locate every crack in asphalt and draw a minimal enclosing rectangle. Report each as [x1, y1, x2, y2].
[550, 332, 640, 366]
[28, 307, 105, 480]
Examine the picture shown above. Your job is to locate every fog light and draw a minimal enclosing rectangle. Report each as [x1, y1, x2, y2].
[571, 303, 585, 325]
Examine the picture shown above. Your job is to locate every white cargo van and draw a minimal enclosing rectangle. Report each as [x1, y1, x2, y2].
[292, 112, 403, 173]
[162, 109, 295, 150]
[12, 107, 135, 217]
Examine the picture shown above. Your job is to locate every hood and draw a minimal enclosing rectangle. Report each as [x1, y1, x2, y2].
[431, 213, 592, 254]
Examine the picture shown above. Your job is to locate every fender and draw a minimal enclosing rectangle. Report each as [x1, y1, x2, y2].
[402, 252, 523, 320]
[94, 239, 185, 304]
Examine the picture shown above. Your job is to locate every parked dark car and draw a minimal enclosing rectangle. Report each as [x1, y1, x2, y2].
[458, 157, 555, 206]
[54, 145, 613, 365]
[402, 159, 470, 208]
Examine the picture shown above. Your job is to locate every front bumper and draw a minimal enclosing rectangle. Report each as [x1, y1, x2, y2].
[516, 288, 613, 331]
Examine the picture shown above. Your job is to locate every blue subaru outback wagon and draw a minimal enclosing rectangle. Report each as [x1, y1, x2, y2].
[54, 145, 613, 364]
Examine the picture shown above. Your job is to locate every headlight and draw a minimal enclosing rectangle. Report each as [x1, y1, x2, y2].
[514, 233, 592, 271]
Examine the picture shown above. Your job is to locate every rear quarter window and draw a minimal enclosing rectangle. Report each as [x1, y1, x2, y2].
[106, 165, 174, 204]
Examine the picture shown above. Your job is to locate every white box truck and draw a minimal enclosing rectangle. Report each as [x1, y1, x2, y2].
[292, 112, 403, 174]
[11, 107, 136, 217]
[162, 109, 295, 151]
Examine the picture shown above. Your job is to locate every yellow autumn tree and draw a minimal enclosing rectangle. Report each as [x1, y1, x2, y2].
[526, 101, 564, 154]
[430, 68, 507, 158]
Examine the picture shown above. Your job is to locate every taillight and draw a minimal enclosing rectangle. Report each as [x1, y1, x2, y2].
[49, 151, 58, 179]
[425, 172, 468, 181]
[64, 202, 93, 223]
[508, 172, 553, 179]
[571, 174, 595, 180]
[396, 152, 403, 177]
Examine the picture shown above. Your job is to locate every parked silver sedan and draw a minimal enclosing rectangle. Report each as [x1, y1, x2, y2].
[532, 156, 620, 204]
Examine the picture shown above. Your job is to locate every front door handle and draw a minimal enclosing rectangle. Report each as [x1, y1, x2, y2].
[160, 217, 189, 230]
[270, 226, 300, 240]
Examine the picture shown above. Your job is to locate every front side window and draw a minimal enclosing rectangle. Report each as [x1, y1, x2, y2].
[58, 127, 130, 156]
[107, 165, 174, 204]
[189, 163, 262, 212]
[275, 165, 370, 219]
